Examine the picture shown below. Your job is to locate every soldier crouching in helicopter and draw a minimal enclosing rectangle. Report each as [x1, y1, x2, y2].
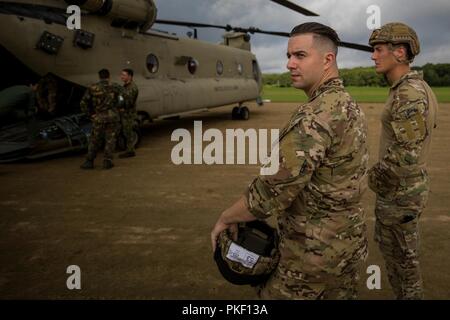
[118, 68, 139, 158]
[0, 82, 37, 126]
[80, 68, 123, 170]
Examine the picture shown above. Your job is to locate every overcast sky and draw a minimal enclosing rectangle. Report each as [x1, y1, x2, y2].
[153, 0, 450, 73]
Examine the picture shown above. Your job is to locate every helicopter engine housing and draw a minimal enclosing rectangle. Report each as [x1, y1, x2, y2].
[65, 0, 157, 30]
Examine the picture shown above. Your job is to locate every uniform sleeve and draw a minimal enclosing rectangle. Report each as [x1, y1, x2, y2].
[245, 114, 332, 219]
[124, 85, 138, 110]
[111, 84, 125, 109]
[132, 86, 139, 105]
[379, 84, 429, 176]
[79, 88, 91, 115]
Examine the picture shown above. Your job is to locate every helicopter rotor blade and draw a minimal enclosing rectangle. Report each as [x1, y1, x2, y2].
[264, 31, 373, 52]
[154, 20, 373, 52]
[338, 41, 373, 52]
[155, 19, 286, 35]
[155, 19, 231, 31]
[270, 0, 319, 16]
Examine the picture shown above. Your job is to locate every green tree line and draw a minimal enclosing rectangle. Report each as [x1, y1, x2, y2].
[263, 63, 450, 87]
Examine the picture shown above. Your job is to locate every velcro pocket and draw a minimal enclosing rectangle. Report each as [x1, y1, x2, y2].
[390, 113, 426, 143]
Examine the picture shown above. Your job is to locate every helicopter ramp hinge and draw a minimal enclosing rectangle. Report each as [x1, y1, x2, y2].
[36, 31, 64, 55]
[73, 30, 95, 49]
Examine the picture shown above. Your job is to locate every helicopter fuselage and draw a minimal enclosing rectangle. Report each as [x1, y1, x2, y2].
[0, 0, 263, 121]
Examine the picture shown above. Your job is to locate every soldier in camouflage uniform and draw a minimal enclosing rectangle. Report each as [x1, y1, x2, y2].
[118, 68, 139, 158]
[368, 23, 438, 299]
[80, 69, 123, 170]
[36, 73, 58, 115]
[211, 23, 369, 300]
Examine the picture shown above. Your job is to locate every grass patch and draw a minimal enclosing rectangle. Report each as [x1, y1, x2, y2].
[262, 85, 450, 103]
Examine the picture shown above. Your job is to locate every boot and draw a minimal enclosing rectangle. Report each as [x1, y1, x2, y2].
[80, 159, 94, 169]
[103, 159, 114, 170]
[119, 151, 136, 158]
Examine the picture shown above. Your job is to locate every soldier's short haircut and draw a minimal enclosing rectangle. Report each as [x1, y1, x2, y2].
[98, 68, 110, 80]
[389, 43, 414, 62]
[122, 68, 134, 77]
[290, 22, 340, 55]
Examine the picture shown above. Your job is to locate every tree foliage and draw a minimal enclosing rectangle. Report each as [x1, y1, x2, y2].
[263, 64, 450, 87]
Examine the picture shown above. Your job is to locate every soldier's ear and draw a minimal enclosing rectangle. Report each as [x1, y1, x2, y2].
[393, 46, 407, 61]
[323, 52, 335, 70]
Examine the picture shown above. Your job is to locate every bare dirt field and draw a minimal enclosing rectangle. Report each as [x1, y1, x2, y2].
[1, 102, 449, 299]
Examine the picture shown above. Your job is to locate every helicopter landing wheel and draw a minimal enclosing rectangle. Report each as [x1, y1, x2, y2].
[239, 106, 250, 120]
[231, 106, 250, 120]
[231, 106, 240, 120]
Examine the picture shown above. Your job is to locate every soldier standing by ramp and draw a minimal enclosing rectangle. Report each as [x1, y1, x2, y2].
[80, 69, 122, 170]
[119, 68, 139, 158]
[211, 22, 369, 299]
[36, 73, 58, 116]
[368, 23, 439, 299]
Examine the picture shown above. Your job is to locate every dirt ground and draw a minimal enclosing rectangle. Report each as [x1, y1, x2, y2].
[1, 102, 449, 300]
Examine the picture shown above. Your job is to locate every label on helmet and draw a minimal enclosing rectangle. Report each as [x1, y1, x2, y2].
[226, 243, 260, 269]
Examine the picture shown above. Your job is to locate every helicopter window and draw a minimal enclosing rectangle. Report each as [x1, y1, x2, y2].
[146, 54, 159, 73]
[237, 63, 243, 75]
[188, 58, 199, 75]
[216, 61, 224, 76]
[252, 60, 261, 82]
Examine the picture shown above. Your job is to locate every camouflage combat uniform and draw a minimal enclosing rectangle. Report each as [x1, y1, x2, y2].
[36, 74, 57, 114]
[245, 78, 369, 300]
[120, 81, 139, 153]
[368, 71, 438, 299]
[80, 80, 122, 161]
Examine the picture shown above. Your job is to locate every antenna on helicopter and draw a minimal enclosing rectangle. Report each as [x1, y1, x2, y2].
[186, 28, 198, 39]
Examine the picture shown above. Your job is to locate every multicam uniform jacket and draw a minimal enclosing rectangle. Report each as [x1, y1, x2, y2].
[245, 78, 369, 290]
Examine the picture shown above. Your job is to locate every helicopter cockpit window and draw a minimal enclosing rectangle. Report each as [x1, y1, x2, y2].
[252, 60, 261, 82]
[216, 61, 223, 76]
[188, 58, 199, 75]
[146, 54, 159, 73]
[237, 63, 243, 75]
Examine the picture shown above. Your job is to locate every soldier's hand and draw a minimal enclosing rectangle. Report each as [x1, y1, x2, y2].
[211, 218, 238, 253]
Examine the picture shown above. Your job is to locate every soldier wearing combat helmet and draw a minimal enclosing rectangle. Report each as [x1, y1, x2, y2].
[368, 22, 439, 299]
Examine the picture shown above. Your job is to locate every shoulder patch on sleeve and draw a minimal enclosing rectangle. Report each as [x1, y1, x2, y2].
[391, 113, 427, 143]
[393, 82, 427, 119]
[279, 114, 329, 177]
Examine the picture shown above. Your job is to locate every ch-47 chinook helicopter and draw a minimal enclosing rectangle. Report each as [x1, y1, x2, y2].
[0, 0, 372, 162]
